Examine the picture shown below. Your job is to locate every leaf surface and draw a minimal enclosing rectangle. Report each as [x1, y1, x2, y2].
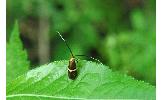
[7, 21, 30, 83]
[7, 60, 155, 100]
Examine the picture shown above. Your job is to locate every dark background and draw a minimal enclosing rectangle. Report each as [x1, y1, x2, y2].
[7, 0, 156, 85]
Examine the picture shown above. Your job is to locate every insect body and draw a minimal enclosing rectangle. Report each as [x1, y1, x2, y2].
[68, 57, 77, 80]
[57, 31, 77, 80]
[57, 31, 101, 80]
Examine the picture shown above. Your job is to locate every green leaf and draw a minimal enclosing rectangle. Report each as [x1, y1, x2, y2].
[7, 60, 155, 99]
[7, 21, 30, 83]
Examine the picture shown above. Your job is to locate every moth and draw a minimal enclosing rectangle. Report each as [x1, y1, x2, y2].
[57, 31, 77, 80]
[57, 31, 101, 80]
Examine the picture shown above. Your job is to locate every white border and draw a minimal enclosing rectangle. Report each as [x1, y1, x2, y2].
[0, 0, 160, 100]
[0, 0, 6, 100]
[156, 0, 162, 99]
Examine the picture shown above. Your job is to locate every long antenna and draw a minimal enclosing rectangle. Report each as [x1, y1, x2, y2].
[75, 54, 102, 64]
[57, 31, 74, 57]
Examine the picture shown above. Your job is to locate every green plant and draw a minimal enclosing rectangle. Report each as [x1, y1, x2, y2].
[6, 22, 155, 99]
[7, 21, 30, 83]
[7, 60, 155, 99]
[103, 9, 156, 84]
[7, 0, 156, 85]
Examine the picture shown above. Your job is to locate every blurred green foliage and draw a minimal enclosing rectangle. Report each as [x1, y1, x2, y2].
[7, 0, 156, 85]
